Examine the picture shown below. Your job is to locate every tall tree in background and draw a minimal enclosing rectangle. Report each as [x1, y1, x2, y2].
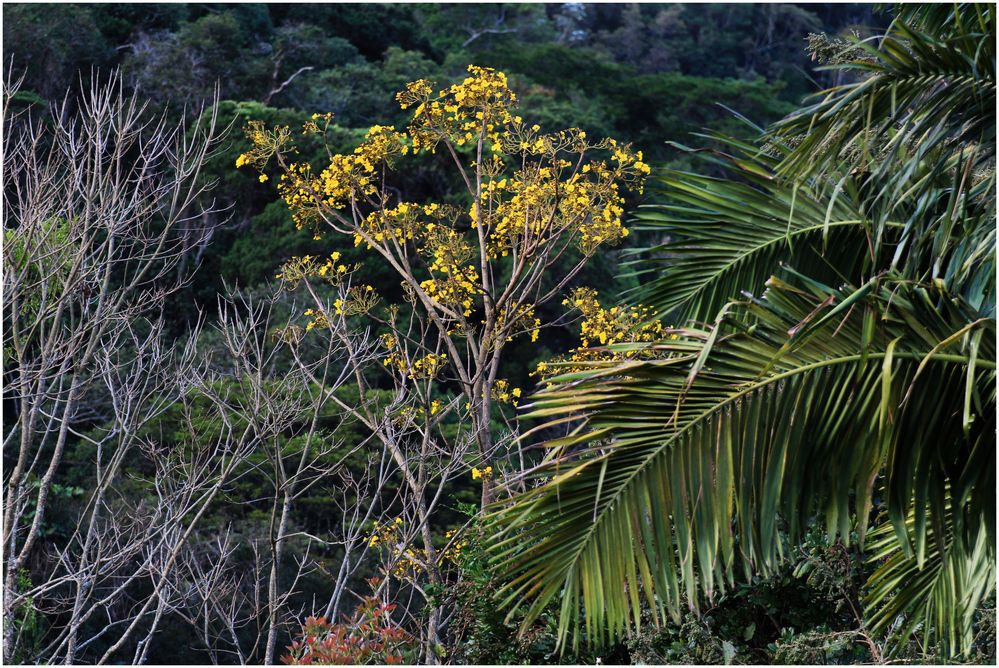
[490, 4, 995, 659]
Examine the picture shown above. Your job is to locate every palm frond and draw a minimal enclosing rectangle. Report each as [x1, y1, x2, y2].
[629, 128, 995, 326]
[866, 495, 995, 657]
[890, 3, 993, 39]
[627, 136, 884, 323]
[489, 5, 997, 659]
[488, 275, 996, 654]
[769, 7, 995, 311]
[772, 8, 995, 182]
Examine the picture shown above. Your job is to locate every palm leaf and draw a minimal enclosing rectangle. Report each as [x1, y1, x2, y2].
[771, 7, 995, 182]
[626, 136, 886, 323]
[866, 493, 995, 657]
[488, 275, 996, 654]
[488, 6, 997, 659]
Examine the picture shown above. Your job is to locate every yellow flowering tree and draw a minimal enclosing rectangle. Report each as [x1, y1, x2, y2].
[238, 65, 649, 512]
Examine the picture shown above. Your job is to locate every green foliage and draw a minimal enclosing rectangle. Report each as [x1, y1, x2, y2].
[279, 3, 432, 60]
[415, 4, 553, 54]
[606, 73, 793, 162]
[290, 47, 443, 128]
[3, 217, 76, 325]
[123, 10, 268, 104]
[219, 201, 325, 289]
[446, 511, 621, 665]
[21, 480, 85, 540]
[90, 3, 190, 45]
[2, 4, 112, 100]
[479, 44, 793, 163]
[453, 514, 885, 664]
[9, 569, 45, 664]
[3, 2, 861, 331]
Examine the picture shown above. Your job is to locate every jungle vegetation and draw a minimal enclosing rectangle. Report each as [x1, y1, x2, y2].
[2, 3, 994, 665]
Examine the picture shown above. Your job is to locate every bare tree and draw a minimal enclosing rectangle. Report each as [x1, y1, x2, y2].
[145, 284, 422, 664]
[2, 68, 473, 663]
[282, 266, 477, 663]
[201, 288, 392, 664]
[1, 69, 229, 663]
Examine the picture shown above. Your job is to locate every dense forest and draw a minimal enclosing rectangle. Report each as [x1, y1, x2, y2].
[2, 3, 995, 665]
[3, 2, 881, 331]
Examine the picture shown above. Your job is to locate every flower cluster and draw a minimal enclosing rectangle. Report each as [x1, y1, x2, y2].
[368, 517, 403, 549]
[334, 285, 379, 317]
[440, 528, 470, 565]
[381, 336, 408, 376]
[250, 65, 651, 347]
[472, 136, 648, 259]
[490, 379, 522, 406]
[368, 518, 426, 578]
[273, 125, 408, 230]
[419, 225, 482, 317]
[301, 112, 334, 136]
[302, 308, 331, 333]
[380, 334, 448, 380]
[488, 303, 541, 348]
[397, 66, 517, 153]
[408, 352, 447, 379]
[356, 201, 417, 246]
[235, 120, 291, 178]
[276, 253, 353, 286]
[471, 465, 493, 481]
[240, 66, 659, 481]
[533, 288, 674, 380]
[565, 287, 664, 347]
